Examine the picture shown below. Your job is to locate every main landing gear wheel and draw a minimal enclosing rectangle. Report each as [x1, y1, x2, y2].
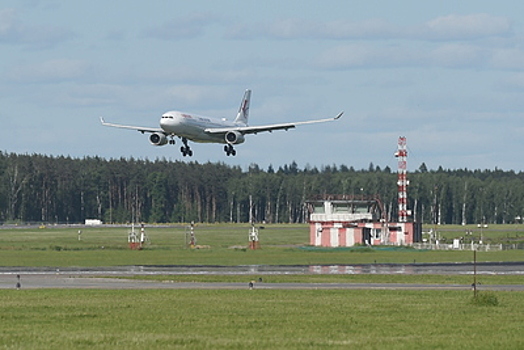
[180, 147, 193, 157]
[224, 144, 236, 156]
[180, 138, 193, 157]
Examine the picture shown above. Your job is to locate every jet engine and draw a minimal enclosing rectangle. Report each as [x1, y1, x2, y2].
[149, 132, 168, 146]
[225, 131, 245, 145]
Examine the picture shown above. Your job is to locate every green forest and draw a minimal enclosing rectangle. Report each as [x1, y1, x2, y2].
[1, 151, 524, 225]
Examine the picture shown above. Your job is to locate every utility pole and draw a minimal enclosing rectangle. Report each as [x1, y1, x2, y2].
[473, 249, 478, 299]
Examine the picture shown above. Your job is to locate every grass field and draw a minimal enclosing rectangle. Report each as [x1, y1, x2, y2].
[432, 224, 524, 244]
[0, 289, 522, 350]
[0, 224, 523, 267]
[121, 273, 524, 285]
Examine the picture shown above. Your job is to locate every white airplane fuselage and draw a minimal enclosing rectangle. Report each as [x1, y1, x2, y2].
[160, 111, 243, 144]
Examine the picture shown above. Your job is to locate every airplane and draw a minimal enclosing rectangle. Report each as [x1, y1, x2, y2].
[100, 89, 343, 157]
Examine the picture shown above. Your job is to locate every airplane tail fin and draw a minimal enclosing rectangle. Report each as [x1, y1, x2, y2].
[234, 89, 251, 125]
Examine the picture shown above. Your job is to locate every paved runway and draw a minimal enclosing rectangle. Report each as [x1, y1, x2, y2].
[1, 274, 523, 291]
[0, 263, 523, 291]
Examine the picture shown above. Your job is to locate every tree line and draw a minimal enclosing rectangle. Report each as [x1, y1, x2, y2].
[1, 151, 524, 225]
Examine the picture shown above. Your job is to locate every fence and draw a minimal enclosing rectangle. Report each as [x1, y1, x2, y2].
[413, 242, 524, 251]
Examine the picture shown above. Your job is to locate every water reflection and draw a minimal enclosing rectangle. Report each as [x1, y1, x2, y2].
[2, 263, 524, 275]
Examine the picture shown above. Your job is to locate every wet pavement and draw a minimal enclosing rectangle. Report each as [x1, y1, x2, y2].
[1, 262, 524, 276]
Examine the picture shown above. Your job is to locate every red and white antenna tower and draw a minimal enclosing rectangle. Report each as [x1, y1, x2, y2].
[395, 136, 409, 222]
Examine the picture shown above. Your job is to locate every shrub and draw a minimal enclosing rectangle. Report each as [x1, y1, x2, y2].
[471, 292, 499, 306]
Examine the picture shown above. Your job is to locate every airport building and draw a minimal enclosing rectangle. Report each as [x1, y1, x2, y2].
[307, 137, 422, 247]
[306, 194, 421, 247]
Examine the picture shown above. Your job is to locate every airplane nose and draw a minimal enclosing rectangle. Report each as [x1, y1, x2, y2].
[160, 116, 172, 128]
[160, 114, 177, 130]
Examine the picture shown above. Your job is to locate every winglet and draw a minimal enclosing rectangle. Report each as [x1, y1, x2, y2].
[335, 111, 344, 120]
[100, 117, 106, 124]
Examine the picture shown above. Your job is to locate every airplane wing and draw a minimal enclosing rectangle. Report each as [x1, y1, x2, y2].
[204, 111, 343, 135]
[100, 117, 164, 134]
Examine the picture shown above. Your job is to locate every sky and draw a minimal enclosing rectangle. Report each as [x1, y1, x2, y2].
[2, 0, 524, 172]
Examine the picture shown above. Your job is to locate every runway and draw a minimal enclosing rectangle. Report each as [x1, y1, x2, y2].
[1, 274, 523, 291]
[0, 263, 523, 291]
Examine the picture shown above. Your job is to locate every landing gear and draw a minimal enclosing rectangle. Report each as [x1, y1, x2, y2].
[224, 144, 236, 156]
[180, 138, 193, 157]
[169, 137, 176, 145]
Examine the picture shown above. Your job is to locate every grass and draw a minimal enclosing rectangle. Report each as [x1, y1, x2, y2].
[430, 224, 524, 244]
[0, 224, 523, 267]
[0, 289, 523, 349]
[0, 224, 523, 349]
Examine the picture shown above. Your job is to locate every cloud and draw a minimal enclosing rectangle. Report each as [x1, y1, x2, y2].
[316, 42, 517, 71]
[0, 8, 73, 48]
[227, 18, 398, 40]
[489, 48, 524, 70]
[268, 18, 398, 40]
[8, 59, 92, 83]
[229, 13, 512, 42]
[324, 18, 399, 39]
[497, 73, 524, 90]
[164, 85, 231, 108]
[316, 44, 423, 69]
[420, 13, 512, 41]
[0, 8, 16, 36]
[144, 12, 220, 40]
[429, 44, 486, 68]
[134, 66, 254, 86]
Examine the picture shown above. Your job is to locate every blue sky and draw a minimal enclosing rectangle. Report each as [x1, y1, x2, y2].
[2, 0, 524, 171]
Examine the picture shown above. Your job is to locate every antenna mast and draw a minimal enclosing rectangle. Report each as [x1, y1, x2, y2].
[395, 136, 409, 223]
